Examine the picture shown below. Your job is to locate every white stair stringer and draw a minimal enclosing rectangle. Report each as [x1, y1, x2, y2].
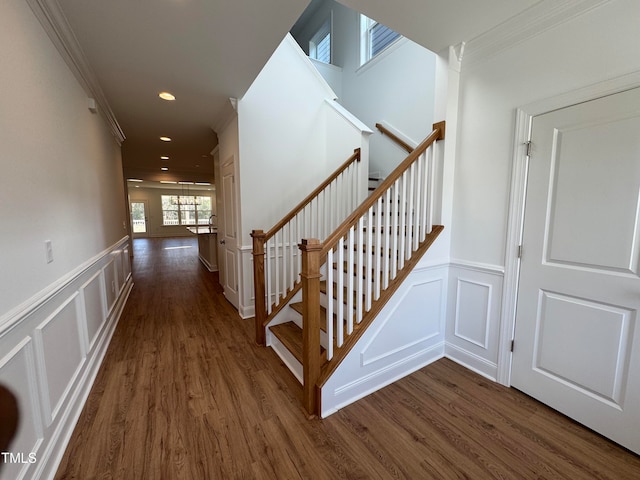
[319, 263, 448, 418]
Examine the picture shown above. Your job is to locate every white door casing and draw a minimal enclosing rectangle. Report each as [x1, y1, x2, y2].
[510, 87, 640, 454]
[130, 200, 148, 238]
[220, 157, 239, 308]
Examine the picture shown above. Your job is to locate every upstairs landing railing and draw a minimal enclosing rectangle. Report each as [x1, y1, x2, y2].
[251, 149, 364, 345]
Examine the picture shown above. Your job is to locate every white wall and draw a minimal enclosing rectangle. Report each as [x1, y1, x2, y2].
[446, 0, 640, 379]
[293, 0, 438, 177]
[0, 0, 128, 316]
[237, 34, 344, 244]
[223, 34, 371, 318]
[0, 2, 132, 479]
[453, 0, 640, 267]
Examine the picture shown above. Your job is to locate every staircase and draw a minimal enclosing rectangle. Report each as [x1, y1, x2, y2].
[252, 121, 445, 416]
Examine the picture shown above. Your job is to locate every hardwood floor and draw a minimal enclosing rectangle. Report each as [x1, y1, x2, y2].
[55, 237, 640, 479]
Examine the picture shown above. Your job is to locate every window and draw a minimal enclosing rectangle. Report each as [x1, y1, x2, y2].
[309, 17, 331, 64]
[161, 195, 212, 226]
[360, 15, 401, 65]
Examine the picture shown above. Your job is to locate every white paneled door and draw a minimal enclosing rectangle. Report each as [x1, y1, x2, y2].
[512, 87, 640, 454]
[220, 158, 239, 309]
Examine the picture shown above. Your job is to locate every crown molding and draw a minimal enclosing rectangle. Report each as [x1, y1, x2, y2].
[26, 0, 126, 145]
[463, 0, 612, 69]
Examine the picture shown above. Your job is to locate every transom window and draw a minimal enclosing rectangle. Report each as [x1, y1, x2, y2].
[161, 195, 212, 226]
[360, 15, 401, 65]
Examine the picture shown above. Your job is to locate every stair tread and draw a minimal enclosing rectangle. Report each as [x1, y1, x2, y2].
[270, 322, 304, 363]
[290, 302, 330, 332]
[270, 321, 327, 364]
[289, 302, 350, 334]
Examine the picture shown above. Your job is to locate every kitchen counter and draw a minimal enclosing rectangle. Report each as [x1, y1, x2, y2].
[187, 227, 218, 271]
[187, 226, 217, 235]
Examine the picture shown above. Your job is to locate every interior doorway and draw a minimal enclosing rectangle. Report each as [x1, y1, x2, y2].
[130, 201, 149, 238]
[507, 86, 640, 454]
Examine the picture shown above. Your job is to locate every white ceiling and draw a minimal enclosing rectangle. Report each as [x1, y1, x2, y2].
[54, 0, 540, 184]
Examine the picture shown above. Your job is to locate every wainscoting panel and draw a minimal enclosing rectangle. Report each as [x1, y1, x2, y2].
[454, 278, 492, 349]
[33, 293, 85, 425]
[117, 247, 129, 294]
[81, 271, 106, 353]
[321, 265, 448, 417]
[103, 259, 118, 314]
[238, 246, 255, 319]
[361, 278, 443, 366]
[0, 339, 42, 480]
[0, 237, 132, 480]
[446, 261, 504, 380]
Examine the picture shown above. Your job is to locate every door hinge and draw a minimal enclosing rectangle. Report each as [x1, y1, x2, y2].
[525, 141, 533, 157]
[517, 245, 523, 259]
[510, 340, 515, 352]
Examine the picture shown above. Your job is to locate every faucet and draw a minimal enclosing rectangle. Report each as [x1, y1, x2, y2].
[209, 214, 217, 231]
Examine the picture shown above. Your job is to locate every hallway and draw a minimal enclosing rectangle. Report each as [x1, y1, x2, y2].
[54, 238, 640, 479]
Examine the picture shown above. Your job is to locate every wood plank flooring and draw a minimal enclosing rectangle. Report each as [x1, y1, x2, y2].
[55, 237, 640, 479]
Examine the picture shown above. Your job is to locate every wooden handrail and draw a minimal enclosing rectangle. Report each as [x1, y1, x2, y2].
[252, 147, 363, 345]
[376, 123, 414, 153]
[321, 122, 444, 257]
[265, 148, 361, 241]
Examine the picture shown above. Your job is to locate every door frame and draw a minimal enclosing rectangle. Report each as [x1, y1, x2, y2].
[498, 71, 640, 386]
[220, 155, 240, 309]
[130, 199, 149, 238]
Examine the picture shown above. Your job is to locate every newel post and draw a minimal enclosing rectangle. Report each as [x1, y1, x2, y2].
[251, 230, 267, 346]
[299, 238, 322, 417]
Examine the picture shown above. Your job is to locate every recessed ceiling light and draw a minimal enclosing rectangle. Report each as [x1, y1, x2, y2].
[160, 136, 172, 142]
[161, 167, 169, 171]
[135, 185, 140, 188]
[127, 178, 143, 182]
[159, 92, 176, 101]
[160, 156, 169, 160]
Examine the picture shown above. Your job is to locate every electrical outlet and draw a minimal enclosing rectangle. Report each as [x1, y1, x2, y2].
[45, 240, 53, 264]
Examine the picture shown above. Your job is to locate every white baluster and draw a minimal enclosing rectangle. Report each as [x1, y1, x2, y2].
[336, 237, 344, 347]
[347, 226, 354, 335]
[399, 172, 407, 270]
[426, 144, 435, 235]
[274, 231, 280, 302]
[365, 206, 373, 312]
[407, 163, 415, 260]
[382, 189, 391, 290]
[356, 217, 364, 323]
[391, 179, 399, 280]
[415, 155, 423, 249]
[326, 248, 334, 360]
[266, 238, 273, 314]
[374, 196, 382, 300]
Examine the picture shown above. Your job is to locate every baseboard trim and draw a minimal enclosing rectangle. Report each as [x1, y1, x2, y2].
[445, 342, 498, 381]
[34, 275, 132, 480]
[321, 342, 445, 418]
